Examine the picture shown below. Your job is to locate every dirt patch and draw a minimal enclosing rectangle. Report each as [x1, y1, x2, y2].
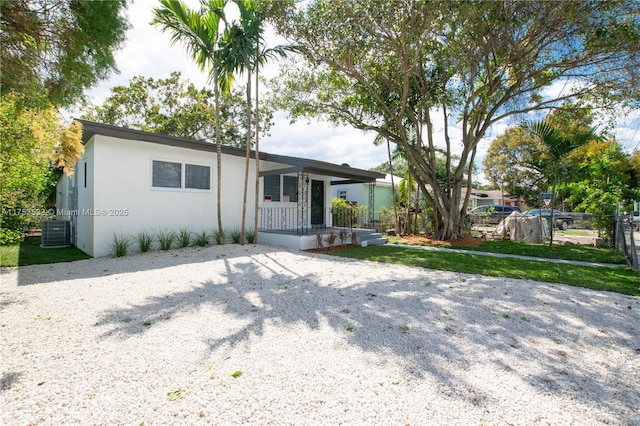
[394, 234, 484, 248]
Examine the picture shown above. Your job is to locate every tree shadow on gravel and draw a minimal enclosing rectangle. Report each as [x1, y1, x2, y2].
[94, 249, 640, 419]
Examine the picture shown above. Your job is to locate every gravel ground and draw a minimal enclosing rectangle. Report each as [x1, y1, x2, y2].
[1, 244, 639, 425]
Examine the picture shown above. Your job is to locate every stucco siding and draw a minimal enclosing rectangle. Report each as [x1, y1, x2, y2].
[75, 140, 95, 255]
[87, 135, 254, 257]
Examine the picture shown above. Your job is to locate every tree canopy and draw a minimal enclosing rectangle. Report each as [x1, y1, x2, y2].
[267, 0, 640, 240]
[83, 72, 273, 147]
[1, 0, 129, 107]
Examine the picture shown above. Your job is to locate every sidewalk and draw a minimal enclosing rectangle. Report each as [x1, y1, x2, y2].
[388, 244, 628, 269]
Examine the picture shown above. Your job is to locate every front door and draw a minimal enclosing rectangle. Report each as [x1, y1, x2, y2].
[311, 180, 324, 226]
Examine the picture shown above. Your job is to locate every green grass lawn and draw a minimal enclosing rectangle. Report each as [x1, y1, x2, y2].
[0, 237, 91, 267]
[330, 245, 640, 296]
[389, 237, 626, 264]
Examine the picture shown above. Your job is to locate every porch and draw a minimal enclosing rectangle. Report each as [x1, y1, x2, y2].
[258, 226, 387, 251]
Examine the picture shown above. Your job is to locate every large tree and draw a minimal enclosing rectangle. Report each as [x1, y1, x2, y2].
[1, 0, 129, 107]
[267, 0, 640, 240]
[83, 72, 272, 146]
[483, 127, 544, 204]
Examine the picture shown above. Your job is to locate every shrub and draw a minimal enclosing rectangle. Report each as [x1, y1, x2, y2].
[325, 230, 337, 247]
[112, 233, 131, 257]
[157, 230, 175, 250]
[135, 231, 153, 253]
[212, 228, 225, 245]
[194, 231, 209, 247]
[338, 228, 348, 246]
[0, 228, 25, 245]
[315, 232, 324, 249]
[178, 228, 191, 248]
[245, 228, 256, 244]
[230, 228, 242, 244]
[332, 198, 367, 228]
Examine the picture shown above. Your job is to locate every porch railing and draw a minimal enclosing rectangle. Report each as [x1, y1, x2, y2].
[259, 206, 388, 233]
[258, 207, 299, 232]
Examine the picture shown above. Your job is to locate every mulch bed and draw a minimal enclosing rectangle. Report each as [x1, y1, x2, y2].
[394, 234, 484, 248]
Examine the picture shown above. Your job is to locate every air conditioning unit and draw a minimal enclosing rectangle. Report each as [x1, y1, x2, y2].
[41, 220, 71, 247]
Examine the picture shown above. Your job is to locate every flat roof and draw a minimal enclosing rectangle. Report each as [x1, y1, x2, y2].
[76, 119, 384, 183]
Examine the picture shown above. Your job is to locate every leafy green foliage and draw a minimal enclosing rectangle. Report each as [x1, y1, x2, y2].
[483, 127, 545, 204]
[112, 234, 131, 257]
[565, 141, 639, 242]
[269, 0, 640, 240]
[194, 231, 209, 247]
[178, 228, 191, 248]
[1, 96, 84, 239]
[135, 232, 154, 253]
[245, 228, 256, 244]
[212, 229, 226, 245]
[157, 230, 176, 250]
[230, 228, 242, 244]
[230, 370, 243, 378]
[83, 72, 272, 147]
[1, 0, 129, 107]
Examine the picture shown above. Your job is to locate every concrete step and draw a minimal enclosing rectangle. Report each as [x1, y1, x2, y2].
[356, 231, 388, 246]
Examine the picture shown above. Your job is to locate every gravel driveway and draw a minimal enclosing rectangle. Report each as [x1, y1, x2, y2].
[1, 244, 639, 425]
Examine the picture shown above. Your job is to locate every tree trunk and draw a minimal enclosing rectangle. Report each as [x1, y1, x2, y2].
[214, 68, 224, 244]
[240, 72, 252, 246]
[387, 139, 399, 234]
[253, 43, 259, 244]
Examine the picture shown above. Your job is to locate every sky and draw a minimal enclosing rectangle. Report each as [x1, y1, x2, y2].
[80, 0, 640, 180]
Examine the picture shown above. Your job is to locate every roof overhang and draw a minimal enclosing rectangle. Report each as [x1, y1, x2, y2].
[76, 119, 384, 183]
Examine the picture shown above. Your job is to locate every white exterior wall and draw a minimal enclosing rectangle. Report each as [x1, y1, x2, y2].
[75, 141, 95, 255]
[77, 135, 254, 257]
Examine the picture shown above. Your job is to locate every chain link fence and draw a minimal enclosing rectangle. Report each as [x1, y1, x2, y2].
[615, 213, 639, 271]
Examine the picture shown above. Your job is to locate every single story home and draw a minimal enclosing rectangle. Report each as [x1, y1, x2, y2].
[332, 173, 400, 215]
[56, 120, 384, 256]
[462, 188, 526, 211]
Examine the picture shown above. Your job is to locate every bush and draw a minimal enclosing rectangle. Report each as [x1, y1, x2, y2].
[194, 231, 209, 247]
[0, 228, 25, 245]
[157, 230, 175, 250]
[230, 228, 242, 244]
[325, 230, 337, 246]
[212, 228, 225, 245]
[135, 231, 153, 253]
[245, 228, 256, 244]
[112, 233, 131, 257]
[177, 228, 191, 248]
[332, 198, 367, 228]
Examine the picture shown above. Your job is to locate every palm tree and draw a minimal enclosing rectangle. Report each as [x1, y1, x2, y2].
[525, 120, 600, 245]
[151, 0, 229, 243]
[216, 0, 292, 244]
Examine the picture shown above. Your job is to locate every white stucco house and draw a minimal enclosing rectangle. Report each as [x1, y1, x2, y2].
[56, 120, 385, 256]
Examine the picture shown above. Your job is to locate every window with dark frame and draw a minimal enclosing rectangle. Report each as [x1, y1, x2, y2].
[282, 175, 298, 202]
[152, 160, 182, 188]
[263, 175, 281, 201]
[185, 164, 210, 190]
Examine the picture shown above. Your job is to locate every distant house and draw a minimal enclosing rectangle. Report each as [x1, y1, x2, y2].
[56, 120, 384, 256]
[332, 173, 400, 210]
[463, 188, 526, 211]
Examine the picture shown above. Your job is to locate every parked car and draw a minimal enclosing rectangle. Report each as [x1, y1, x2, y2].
[468, 205, 521, 225]
[523, 209, 573, 230]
